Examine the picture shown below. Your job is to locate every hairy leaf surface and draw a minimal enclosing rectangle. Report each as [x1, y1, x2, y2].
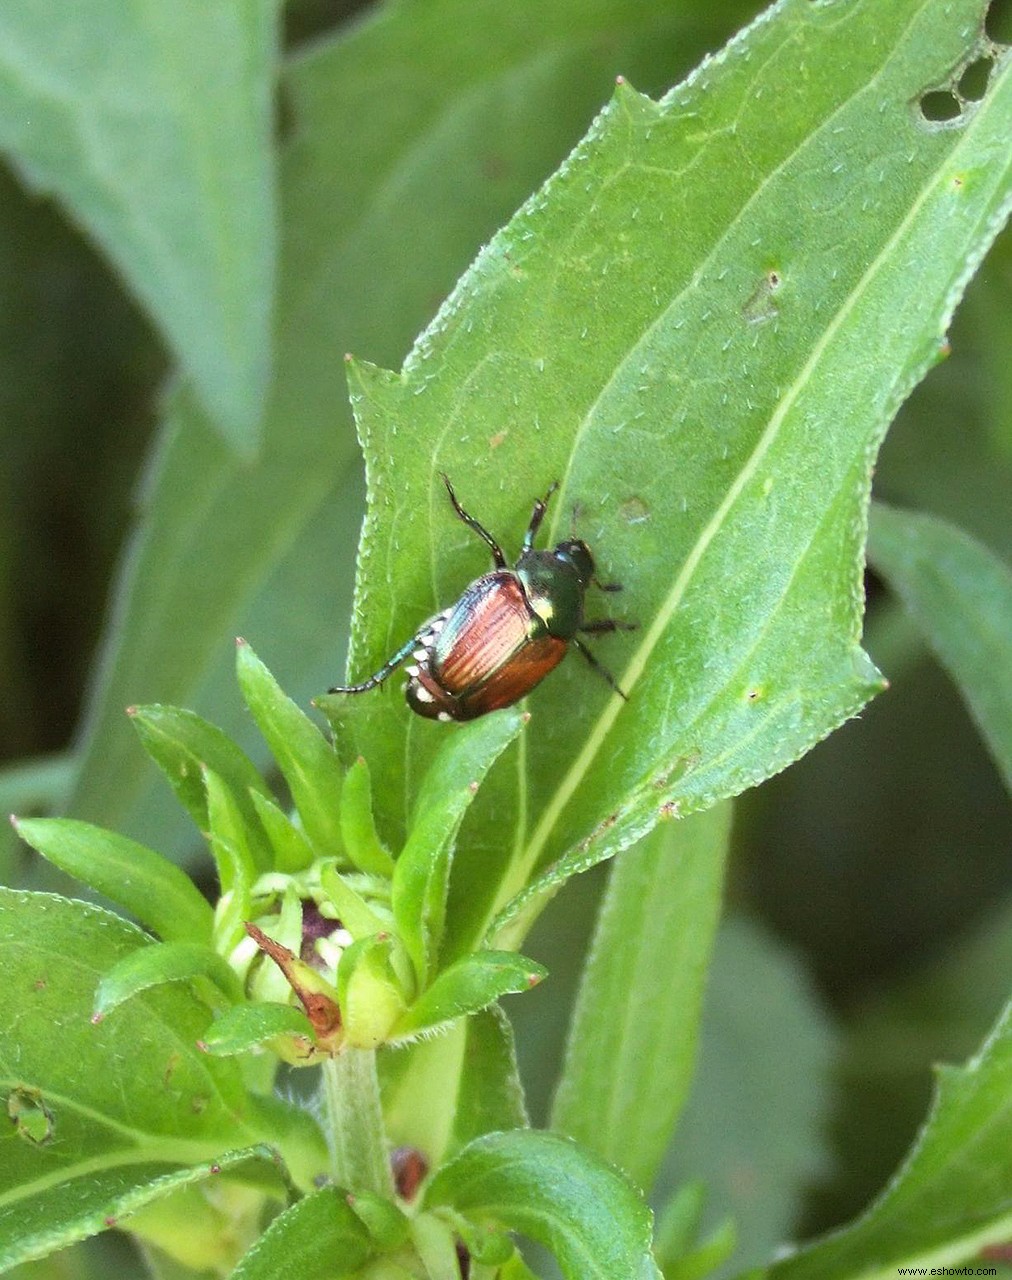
[0, 891, 265, 1271]
[344, 0, 1011, 947]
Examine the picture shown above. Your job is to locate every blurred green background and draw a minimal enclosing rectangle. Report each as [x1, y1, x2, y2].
[1, 0, 1010, 1276]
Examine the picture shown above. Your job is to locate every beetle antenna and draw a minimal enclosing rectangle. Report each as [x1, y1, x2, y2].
[440, 473, 508, 569]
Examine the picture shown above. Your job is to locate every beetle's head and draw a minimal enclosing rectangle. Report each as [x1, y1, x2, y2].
[553, 538, 595, 586]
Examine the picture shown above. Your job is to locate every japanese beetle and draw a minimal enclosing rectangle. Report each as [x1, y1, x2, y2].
[329, 475, 632, 722]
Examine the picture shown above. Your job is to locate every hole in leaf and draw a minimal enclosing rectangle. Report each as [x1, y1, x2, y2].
[743, 268, 783, 324]
[985, 0, 1012, 43]
[7, 1086, 54, 1145]
[619, 495, 650, 524]
[920, 89, 963, 122]
[957, 55, 993, 100]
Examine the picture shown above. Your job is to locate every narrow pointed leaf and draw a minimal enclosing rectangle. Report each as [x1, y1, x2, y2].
[199, 1002, 315, 1058]
[235, 641, 344, 860]
[205, 767, 267, 896]
[11, 817, 212, 943]
[1, 1144, 278, 1275]
[868, 503, 1012, 791]
[228, 1187, 373, 1280]
[95, 941, 244, 1017]
[769, 993, 1012, 1278]
[425, 1130, 661, 1280]
[551, 804, 731, 1191]
[340, 757, 396, 876]
[319, 863, 390, 941]
[345, 0, 1012, 952]
[0, 0, 278, 447]
[391, 710, 524, 986]
[391, 952, 546, 1044]
[129, 704, 274, 843]
[410, 1213, 461, 1279]
[0, 890, 263, 1271]
[657, 915, 835, 1271]
[249, 789, 316, 873]
[345, 1190, 409, 1249]
[68, 0, 754, 866]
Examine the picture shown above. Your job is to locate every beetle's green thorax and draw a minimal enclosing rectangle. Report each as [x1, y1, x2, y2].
[517, 539, 595, 640]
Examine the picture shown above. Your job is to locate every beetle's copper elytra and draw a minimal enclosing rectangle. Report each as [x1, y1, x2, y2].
[329, 475, 633, 721]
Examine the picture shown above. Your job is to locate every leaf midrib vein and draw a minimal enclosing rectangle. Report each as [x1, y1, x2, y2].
[520, 7, 977, 884]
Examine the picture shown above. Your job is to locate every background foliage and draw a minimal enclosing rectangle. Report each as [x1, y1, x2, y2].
[1, 0, 1010, 1276]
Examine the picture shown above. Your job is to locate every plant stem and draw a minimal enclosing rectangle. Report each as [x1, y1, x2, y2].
[321, 1049, 394, 1197]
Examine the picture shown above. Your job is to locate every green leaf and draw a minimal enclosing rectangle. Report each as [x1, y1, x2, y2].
[68, 0, 755, 873]
[199, 1002, 315, 1058]
[391, 951, 546, 1044]
[0, 0, 278, 448]
[868, 503, 1012, 791]
[346, 0, 1012, 953]
[10, 818, 213, 944]
[235, 641, 344, 860]
[425, 1130, 661, 1280]
[340, 757, 396, 876]
[381, 1008, 527, 1170]
[129, 704, 274, 845]
[653, 1180, 737, 1280]
[769, 992, 1012, 1279]
[408, 1213, 461, 1280]
[661, 1221, 737, 1280]
[550, 802, 731, 1192]
[0, 889, 264, 1270]
[249, 790, 316, 874]
[228, 1187, 374, 1280]
[2, 1146, 278, 1276]
[345, 1190, 409, 1249]
[318, 862, 390, 941]
[658, 915, 835, 1275]
[391, 710, 525, 988]
[95, 941, 244, 1017]
[204, 767, 263, 895]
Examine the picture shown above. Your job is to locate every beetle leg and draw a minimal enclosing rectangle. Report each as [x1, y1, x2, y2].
[572, 637, 628, 700]
[440, 473, 508, 568]
[328, 635, 418, 694]
[522, 480, 560, 552]
[580, 618, 638, 635]
[593, 577, 624, 592]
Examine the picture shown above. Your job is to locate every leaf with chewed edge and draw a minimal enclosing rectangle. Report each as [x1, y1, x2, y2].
[342, 0, 1011, 962]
